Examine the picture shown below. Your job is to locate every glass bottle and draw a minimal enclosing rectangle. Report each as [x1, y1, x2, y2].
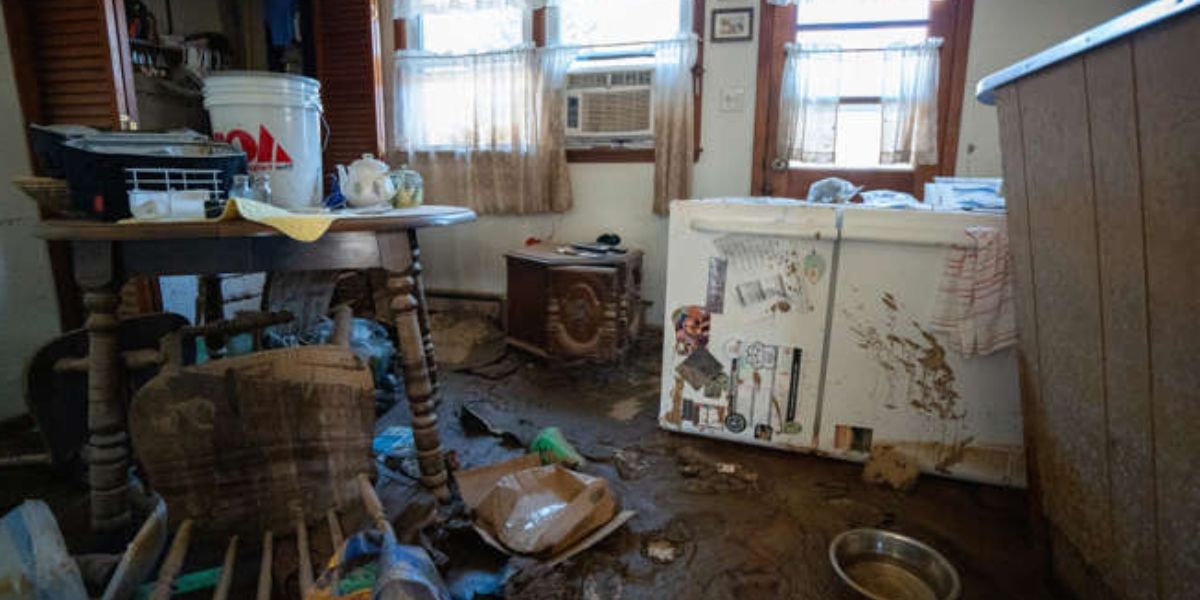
[229, 174, 253, 200]
[252, 173, 272, 205]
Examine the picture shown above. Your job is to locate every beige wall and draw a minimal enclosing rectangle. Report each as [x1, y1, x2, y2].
[955, 0, 1141, 176]
[0, 9, 61, 420]
[417, 0, 1141, 325]
[414, 0, 761, 326]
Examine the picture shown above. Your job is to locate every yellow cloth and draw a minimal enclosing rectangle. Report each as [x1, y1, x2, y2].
[219, 197, 337, 242]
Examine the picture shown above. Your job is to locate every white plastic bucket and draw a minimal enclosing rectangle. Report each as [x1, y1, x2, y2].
[203, 72, 323, 209]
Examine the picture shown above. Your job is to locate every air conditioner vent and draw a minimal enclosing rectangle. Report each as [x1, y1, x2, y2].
[610, 70, 652, 87]
[568, 72, 610, 89]
[580, 89, 651, 133]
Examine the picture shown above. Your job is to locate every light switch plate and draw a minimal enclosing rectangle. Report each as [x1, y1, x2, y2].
[719, 86, 747, 112]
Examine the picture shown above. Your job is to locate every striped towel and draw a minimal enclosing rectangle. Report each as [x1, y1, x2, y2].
[930, 226, 1017, 357]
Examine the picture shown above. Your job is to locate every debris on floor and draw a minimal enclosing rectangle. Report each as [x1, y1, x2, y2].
[675, 446, 760, 493]
[374, 425, 424, 485]
[862, 445, 921, 492]
[459, 401, 537, 447]
[529, 427, 586, 467]
[430, 311, 506, 371]
[0, 500, 88, 600]
[613, 449, 650, 481]
[643, 539, 679, 564]
[465, 353, 525, 381]
[457, 454, 635, 564]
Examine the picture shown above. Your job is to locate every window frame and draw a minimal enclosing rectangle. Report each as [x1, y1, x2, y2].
[751, 0, 975, 196]
[393, 0, 706, 164]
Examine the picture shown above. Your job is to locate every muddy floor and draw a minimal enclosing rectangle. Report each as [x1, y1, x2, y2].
[378, 334, 1058, 600]
[0, 331, 1057, 599]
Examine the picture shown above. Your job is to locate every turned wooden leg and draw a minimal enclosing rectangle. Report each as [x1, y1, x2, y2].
[84, 287, 131, 534]
[72, 241, 131, 536]
[388, 274, 451, 503]
[406, 230, 439, 395]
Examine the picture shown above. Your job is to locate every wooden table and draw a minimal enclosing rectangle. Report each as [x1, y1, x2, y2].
[38, 206, 475, 536]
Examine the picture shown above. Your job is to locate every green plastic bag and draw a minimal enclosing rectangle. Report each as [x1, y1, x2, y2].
[529, 427, 585, 468]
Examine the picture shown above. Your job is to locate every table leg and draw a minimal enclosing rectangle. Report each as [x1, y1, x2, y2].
[405, 230, 438, 396]
[74, 242, 131, 536]
[388, 274, 451, 503]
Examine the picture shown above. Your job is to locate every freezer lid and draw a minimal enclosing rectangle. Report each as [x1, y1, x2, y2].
[675, 199, 839, 240]
[976, 0, 1200, 104]
[839, 206, 1006, 247]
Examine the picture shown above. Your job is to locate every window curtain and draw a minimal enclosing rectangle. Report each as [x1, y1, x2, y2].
[775, 43, 843, 165]
[652, 35, 698, 215]
[879, 39, 940, 165]
[392, 45, 576, 214]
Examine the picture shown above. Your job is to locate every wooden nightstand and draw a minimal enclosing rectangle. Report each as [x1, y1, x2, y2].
[505, 243, 644, 362]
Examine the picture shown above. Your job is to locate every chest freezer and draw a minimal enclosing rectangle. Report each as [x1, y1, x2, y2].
[659, 200, 1026, 487]
[659, 199, 839, 449]
[817, 207, 1025, 487]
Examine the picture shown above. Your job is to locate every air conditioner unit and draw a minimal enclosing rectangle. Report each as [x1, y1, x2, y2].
[565, 61, 654, 144]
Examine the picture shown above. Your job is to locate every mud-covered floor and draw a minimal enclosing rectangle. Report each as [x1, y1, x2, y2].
[379, 334, 1057, 600]
[0, 330, 1056, 599]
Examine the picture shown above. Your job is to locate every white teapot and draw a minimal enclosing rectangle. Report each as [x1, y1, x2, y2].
[337, 154, 397, 208]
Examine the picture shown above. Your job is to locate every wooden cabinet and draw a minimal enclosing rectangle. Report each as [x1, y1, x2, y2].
[505, 243, 644, 362]
[982, 4, 1200, 599]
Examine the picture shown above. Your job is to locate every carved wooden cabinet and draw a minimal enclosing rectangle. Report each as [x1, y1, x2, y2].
[505, 243, 644, 362]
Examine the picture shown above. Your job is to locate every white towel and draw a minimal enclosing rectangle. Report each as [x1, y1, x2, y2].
[930, 226, 1017, 357]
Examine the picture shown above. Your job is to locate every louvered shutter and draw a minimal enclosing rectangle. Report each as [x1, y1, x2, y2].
[3, 0, 137, 131]
[312, 0, 385, 174]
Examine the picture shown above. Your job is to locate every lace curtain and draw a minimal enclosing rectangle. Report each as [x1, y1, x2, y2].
[776, 43, 843, 164]
[652, 36, 698, 214]
[392, 45, 576, 215]
[880, 39, 940, 165]
[392, 0, 696, 214]
[776, 40, 940, 167]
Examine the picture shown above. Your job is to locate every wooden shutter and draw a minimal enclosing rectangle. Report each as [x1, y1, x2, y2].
[4, 0, 142, 330]
[3, 0, 137, 131]
[312, 0, 386, 173]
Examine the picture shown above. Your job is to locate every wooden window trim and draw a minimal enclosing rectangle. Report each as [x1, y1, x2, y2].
[750, 0, 974, 196]
[396, 1, 706, 165]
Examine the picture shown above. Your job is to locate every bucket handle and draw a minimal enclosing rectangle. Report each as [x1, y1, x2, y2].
[320, 111, 330, 152]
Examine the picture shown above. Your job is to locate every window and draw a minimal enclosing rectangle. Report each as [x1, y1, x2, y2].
[752, 0, 973, 198]
[395, 0, 702, 162]
[793, 0, 931, 169]
[556, 0, 686, 46]
[417, 7, 528, 53]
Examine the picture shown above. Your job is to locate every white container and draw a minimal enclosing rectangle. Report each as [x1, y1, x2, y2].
[660, 199, 840, 449]
[203, 72, 323, 209]
[658, 199, 1026, 488]
[818, 207, 1024, 487]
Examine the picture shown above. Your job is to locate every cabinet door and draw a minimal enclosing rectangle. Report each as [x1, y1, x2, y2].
[548, 266, 620, 361]
[4, 0, 137, 131]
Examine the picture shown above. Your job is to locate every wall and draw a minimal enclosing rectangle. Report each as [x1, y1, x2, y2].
[955, 0, 1141, 176]
[415, 0, 761, 326]
[419, 0, 1142, 325]
[0, 10, 61, 420]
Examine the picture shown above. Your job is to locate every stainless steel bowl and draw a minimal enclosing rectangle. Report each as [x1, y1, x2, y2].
[829, 529, 961, 600]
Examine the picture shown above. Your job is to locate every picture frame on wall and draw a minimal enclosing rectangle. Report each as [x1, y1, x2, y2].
[711, 8, 754, 43]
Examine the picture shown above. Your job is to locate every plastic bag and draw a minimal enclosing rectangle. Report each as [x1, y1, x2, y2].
[806, 177, 862, 204]
[307, 317, 396, 388]
[0, 501, 88, 600]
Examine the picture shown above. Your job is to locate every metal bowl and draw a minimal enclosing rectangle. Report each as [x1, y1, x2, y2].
[829, 529, 961, 600]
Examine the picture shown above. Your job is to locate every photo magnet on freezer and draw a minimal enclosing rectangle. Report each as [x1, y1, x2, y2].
[671, 305, 711, 355]
[705, 257, 728, 314]
[676, 347, 723, 390]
